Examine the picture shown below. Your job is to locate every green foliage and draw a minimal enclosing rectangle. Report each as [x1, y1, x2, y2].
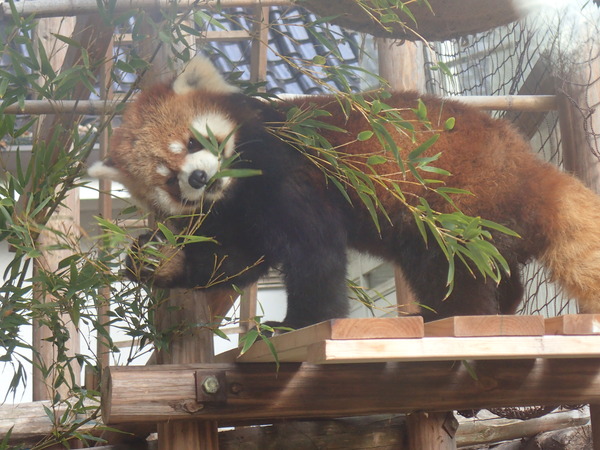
[0, 1, 514, 447]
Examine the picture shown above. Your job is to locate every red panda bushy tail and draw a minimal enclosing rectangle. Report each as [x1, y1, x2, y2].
[539, 176, 600, 313]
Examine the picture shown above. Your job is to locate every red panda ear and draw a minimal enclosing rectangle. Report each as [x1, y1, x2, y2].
[172, 55, 240, 95]
[88, 158, 124, 182]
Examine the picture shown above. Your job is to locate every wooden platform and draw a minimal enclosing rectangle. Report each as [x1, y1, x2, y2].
[102, 314, 600, 427]
[215, 314, 600, 364]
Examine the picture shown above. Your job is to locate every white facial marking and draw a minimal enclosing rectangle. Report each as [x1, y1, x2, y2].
[191, 113, 237, 158]
[153, 187, 185, 215]
[156, 164, 170, 177]
[169, 141, 184, 154]
[178, 151, 220, 203]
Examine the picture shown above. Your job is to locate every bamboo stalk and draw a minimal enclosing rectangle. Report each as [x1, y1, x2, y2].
[453, 94, 557, 111]
[0, 0, 292, 18]
[3, 95, 558, 116]
[3, 100, 123, 115]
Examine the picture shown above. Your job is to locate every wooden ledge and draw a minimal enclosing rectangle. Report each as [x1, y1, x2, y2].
[216, 315, 600, 364]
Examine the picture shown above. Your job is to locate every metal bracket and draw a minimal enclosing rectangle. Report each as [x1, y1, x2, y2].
[194, 370, 228, 404]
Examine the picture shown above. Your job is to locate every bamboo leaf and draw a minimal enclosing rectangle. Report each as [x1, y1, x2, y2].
[212, 169, 262, 180]
[239, 329, 259, 355]
[408, 135, 439, 160]
[357, 130, 374, 141]
[366, 155, 387, 165]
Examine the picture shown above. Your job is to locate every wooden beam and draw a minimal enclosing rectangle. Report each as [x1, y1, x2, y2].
[4, 401, 589, 448]
[3, 95, 559, 116]
[454, 95, 557, 111]
[1, 0, 291, 18]
[307, 335, 600, 364]
[0, 399, 99, 441]
[102, 358, 600, 424]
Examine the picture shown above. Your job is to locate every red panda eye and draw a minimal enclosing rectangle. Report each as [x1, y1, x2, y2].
[166, 175, 178, 185]
[187, 137, 202, 153]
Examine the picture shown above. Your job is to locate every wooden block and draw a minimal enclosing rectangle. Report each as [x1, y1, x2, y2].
[328, 317, 424, 339]
[215, 317, 424, 363]
[424, 315, 545, 337]
[545, 314, 600, 335]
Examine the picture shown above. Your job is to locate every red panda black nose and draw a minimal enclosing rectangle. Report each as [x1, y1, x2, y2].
[188, 169, 208, 189]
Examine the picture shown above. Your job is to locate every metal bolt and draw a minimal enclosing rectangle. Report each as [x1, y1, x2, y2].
[202, 375, 220, 395]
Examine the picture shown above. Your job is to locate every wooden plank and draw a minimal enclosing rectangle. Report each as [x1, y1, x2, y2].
[103, 358, 600, 424]
[424, 315, 545, 337]
[546, 314, 600, 335]
[205, 30, 251, 42]
[306, 335, 600, 364]
[0, 399, 99, 440]
[215, 317, 424, 363]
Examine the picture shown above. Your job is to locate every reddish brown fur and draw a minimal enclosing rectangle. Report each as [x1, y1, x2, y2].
[277, 92, 600, 314]
[96, 79, 600, 323]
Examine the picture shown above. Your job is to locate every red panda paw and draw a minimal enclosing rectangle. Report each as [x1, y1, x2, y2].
[125, 232, 187, 287]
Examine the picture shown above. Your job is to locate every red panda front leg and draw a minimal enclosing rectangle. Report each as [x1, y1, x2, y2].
[125, 231, 188, 287]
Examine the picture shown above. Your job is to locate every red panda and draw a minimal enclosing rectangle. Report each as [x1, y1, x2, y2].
[89, 55, 600, 329]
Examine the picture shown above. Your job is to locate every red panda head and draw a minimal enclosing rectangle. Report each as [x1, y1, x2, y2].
[88, 56, 245, 216]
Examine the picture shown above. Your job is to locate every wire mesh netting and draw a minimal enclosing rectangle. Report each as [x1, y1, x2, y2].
[423, 2, 600, 317]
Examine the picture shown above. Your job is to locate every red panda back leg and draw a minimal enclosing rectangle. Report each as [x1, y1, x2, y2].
[397, 236, 513, 321]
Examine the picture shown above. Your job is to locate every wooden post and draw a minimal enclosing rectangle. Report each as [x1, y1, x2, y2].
[31, 16, 80, 403]
[407, 411, 458, 450]
[32, 195, 81, 401]
[31, 13, 114, 403]
[94, 37, 116, 388]
[155, 289, 234, 450]
[377, 38, 424, 317]
[378, 39, 457, 449]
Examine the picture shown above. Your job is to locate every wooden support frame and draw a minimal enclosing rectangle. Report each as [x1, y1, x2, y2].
[102, 357, 600, 425]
